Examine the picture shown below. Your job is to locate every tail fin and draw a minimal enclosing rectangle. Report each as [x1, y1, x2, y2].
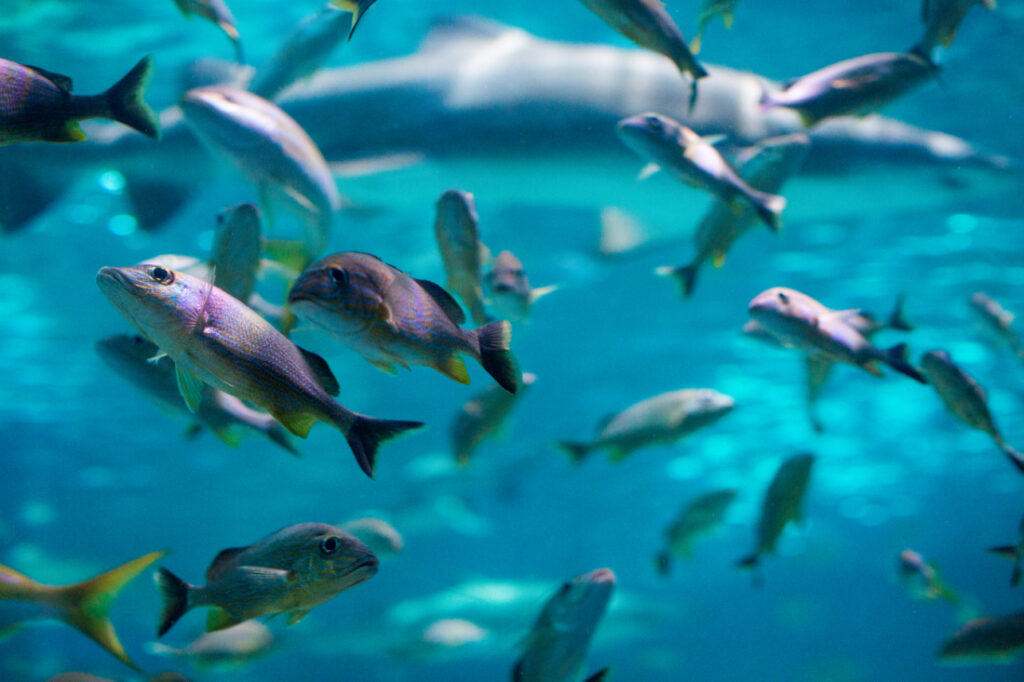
[346, 416, 425, 479]
[558, 441, 592, 464]
[154, 566, 191, 638]
[751, 191, 785, 233]
[583, 667, 613, 682]
[332, 0, 374, 40]
[60, 550, 166, 670]
[886, 294, 914, 332]
[996, 439, 1024, 475]
[104, 56, 161, 139]
[881, 344, 928, 384]
[476, 320, 520, 394]
[655, 264, 699, 298]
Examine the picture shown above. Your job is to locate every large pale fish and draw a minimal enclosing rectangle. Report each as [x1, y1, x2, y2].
[988, 513, 1024, 587]
[451, 372, 536, 466]
[655, 488, 737, 576]
[287, 251, 521, 393]
[171, 0, 243, 62]
[484, 251, 557, 324]
[434, 189, 490, 326]
[155, 523, 378, 636]
[937, 612, 1024, 662]
[96, 263, 424, 478]
[916, 0, 996, 55]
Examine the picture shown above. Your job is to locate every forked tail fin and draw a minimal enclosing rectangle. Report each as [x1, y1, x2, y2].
[103, 56, 161, 139]
[477, 320, 520, 394]
[345, 416, 425, 479]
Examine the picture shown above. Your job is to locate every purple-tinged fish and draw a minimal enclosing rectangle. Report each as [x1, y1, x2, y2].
[737, 453, 814, 578]
[989, 513, 1024, 587]
[434, 190, 490, 326]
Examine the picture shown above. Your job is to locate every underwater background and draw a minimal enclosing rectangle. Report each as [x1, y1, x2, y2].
[2, 0, 1024, 680]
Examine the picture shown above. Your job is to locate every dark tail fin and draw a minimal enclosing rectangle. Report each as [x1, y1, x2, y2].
[104, 56, 161, 139]
[881, 344, 928, 384]
[154, 566, 191, 637]
[583, 667, 613, 682]
[346, 416, 425, 479]
[59, 551, 166, 670]
[476, 320, 520, 394]
[655, 264, 699, 298]
[886, 294, 913, 331]
[558, 441, 592, 464]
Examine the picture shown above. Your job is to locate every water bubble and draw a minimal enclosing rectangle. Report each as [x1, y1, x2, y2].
[98, 170, 125, 193]
[107, 214, 137, 236]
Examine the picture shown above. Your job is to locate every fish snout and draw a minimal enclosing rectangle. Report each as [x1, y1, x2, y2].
[583, 567, 616, 585]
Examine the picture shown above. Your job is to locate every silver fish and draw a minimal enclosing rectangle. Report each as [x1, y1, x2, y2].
[147, 620, 274, 667]
[434, 190, 489, 326]
[655, 488, 738, 576]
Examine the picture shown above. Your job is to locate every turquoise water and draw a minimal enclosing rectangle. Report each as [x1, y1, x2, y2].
[2, 1, 1023, 680]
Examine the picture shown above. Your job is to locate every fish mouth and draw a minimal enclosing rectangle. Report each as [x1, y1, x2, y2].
[96, 266, 128, 286]
[583, 567, 616, 585]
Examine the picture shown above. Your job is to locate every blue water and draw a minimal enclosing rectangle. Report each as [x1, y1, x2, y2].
[2, 1, 1024, 680]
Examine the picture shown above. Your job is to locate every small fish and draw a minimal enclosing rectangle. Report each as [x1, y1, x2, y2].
[916, 0, 996, 55]
[180, 86, 341, 259]
[579, 0, 707, 107]
[692, 0, 740, 54]
[172, 0, 243, 62]
[617, 112, 786, 231]
[211, 203, 262, 304]
[95, 333, 297, 455]
[737, 453, 815, 577]
[748, 287, 927, 383]
[434, 190, 490, 326]
[513, 568, 615, 682]
[147, 620, 274, 667]
[288, 252, 521, 393]
[760, 52, 936, 128]
[451, 372, 536, 466]
[655, 134, 810, 297]
[484, 251, 557, 324]
[339, 517, 404, 556]
[898, 549, 959, 603]
[0, 551, 165, 670]
[988, 514, 1024, 587]
[0, 56, 159, 145]
[655, 489, 738, 576]
[937, 612, 1024, 662]
[559, 388, 735, 463]
[329, 0, 379, 40]
[155, 523, 378, 636]
[97, 264, 424, 478]
[920, 349, 1024, 474]
[969, 292, 1024, 361]
[250, 5, 352, 100]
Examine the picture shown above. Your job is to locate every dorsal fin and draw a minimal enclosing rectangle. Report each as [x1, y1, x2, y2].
[595, 413, 617, 433]
[420, 16, 516, 53]
[206, 547, 247, 582]
[297, 346, 340, 396]
[415, 278, 467, 325]
[25, 65, 73, 92]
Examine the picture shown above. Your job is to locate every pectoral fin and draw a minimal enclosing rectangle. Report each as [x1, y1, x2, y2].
[206, 606, 243, 633]
[285, 608, 311, 625]
[273, 410, 318, 438]
[176, 366, 205, 414]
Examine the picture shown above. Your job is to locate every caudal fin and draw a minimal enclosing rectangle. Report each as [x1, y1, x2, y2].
[881, 344, 928, 384]
[887, 294, 914, 331]
[558, 441, 592, 464]
[476, 320, 520, 394]
[59, 550, 166, 670]
[655, 263, 699, 298]
[346, 416, 425, 479]
[154, 566, 191, 638]
[751, 191, 786, 233]
[104, 56, 161, 139]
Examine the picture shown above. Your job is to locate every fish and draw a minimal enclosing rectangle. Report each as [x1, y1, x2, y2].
[916, 0, 997, 55]
[3, 19, 1014, 234]
[736, 453, 815, 576]
[654, 489, 738, 576]
[250, 5, 352, 101]
[421, 618, 489, 648]
[211, 203, 262, 304]
[969, 292, 1024, 361]
[339, 517, 405, 556]
[748, 287, 928, 384]
[451, 372, 536, 466]
[617, 112, 787, 231]
[760, 52, 937, 128]
[330, 0, 378, 41]
[988, 513, 1024, 587]
[937, 612, 1024, 662]
[559, 388, 735, 463]
[96, 263, 424, 478]
[0, 551, 165, 670]
[898, 549, 959, 603]
[512, 568, 615, 682]
[147, 620, 274, 667]
[484, 251, 558, 324]
[655, 133, 810, 297]
[287, 251, 521, 393]
[692, 0, 740, 53]
[171, 0, 243, 62]
[919, 349, 1024, 474]
[95, 333, 298, 455]
[0, 56, 159, 145]
[179, 86, 341, 259]
[578, 0, 707, 107]
[155, 523, 378, 636]
[434, 190, 490, 326]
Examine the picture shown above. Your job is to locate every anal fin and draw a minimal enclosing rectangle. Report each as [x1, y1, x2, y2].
[436, 355, 471, 384]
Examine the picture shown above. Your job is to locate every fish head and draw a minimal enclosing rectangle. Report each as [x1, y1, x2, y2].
[616, 112, 684, 163]
[542, 568, 615, 632]
[747, 287, 823, 342]
[180, 86, 278, 154]
[690, 388, 736, 421]
[288, 252, 393, 334]
[485, 251, 530, 320]
[435, 190, 479, 231]
[281, 523, 379, 592]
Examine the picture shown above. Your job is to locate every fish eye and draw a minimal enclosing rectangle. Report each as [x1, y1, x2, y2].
[329, 268, 349, 287]
[777, 291, 789, 304]
[319, 536, 341, 556]
[150, 266, 174, 285]
[644, 115, 663, 131]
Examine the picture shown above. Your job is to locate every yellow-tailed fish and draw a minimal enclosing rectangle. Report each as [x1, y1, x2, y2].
[916, 0, 996, 55]
[969, 292, 1024, 361]
[748, 287, 927, 383]
[559, 388, 734, 463]
[937, 612, 1024, 662]
[339, 517, 404, 556]
[155, 523, 377, 636]
[287, 251, 521, 393]
[211, 203, 262, 304]
[434, 189, 490, 326]
[147, 620, 274, 667]
[736, 453, 814, 579]
[617, 112, 786, 231]
[920, 349, 1024, 474]
[484, 251, 558, 325]
[692, 0, 740, 53]
[96, 263, 423, 478]
[579, 0, 706, 107]
[655, 133, 809, 297]
[95, 333, 298, 456]
[988, 513, 1024, 587]
[330, 0, 379, 40]
[0, 56, 159, 145]
[0, 551, 165, 670]
[655, 489, 738, 576]
[171, 0, 244, 62]
[898, 550, 959, 604]
[513, 568, 615, 682]
[760, 52, 937, 128]
[451, 372, 536, 466]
